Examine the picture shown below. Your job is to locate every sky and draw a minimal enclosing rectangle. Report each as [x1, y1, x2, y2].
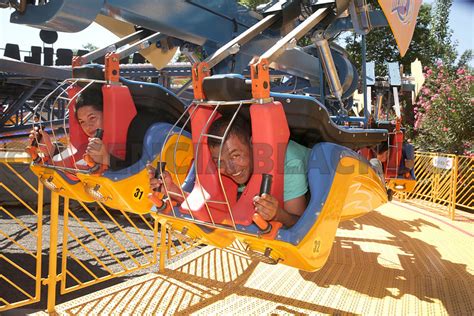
[0, 8, 119, 55]
[0, 1, 473, 62]
[423, 0, 474, 60]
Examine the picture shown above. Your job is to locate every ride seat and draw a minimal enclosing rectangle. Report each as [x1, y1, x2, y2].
[67, 64, 186, 168]
[67, 84, 137, 161]
[181, 100, 289, 226]
[102, 122, 194, 183]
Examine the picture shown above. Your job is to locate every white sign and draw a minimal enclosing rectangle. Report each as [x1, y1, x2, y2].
[432, 157, 453, 170]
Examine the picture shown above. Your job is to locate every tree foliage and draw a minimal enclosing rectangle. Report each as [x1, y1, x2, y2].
[344, 2, 436, 75]
[429, 0, 457, 67]
[458, 50, 473, 69]
[238, 0, 267, 10]
[82, 43, 98, 51]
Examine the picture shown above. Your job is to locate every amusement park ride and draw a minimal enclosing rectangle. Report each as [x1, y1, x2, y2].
[1, 0, 421, 271]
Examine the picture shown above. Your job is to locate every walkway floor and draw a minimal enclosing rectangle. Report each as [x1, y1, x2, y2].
[39, 201, 474, 315]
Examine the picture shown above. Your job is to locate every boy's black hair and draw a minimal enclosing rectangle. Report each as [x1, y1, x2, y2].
[74, 85, 103, 115]
[207, 115, 251, 148]
[376, 141, 389, 154]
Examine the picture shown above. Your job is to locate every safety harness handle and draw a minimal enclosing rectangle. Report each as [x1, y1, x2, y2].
[148, 162, 171, 212]
[84, 128, 108, 174]
[26, 126, 48, 164]
[253, 174, 277, 234]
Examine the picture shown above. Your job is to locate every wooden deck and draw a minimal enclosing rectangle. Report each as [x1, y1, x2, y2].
[40, 201, 474, 315]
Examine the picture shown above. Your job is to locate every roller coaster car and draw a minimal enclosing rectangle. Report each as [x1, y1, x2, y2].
[155, 75, 388, 271]
[32, 65, 194, 214]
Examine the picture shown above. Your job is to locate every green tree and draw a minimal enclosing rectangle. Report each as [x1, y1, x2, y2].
[238, 0, 268, 10]
[82, 43, 98, 52]
[457, 49, 473, 70]
[344, 2, 435, 75]
[345, 0, 466, 74]
[429, 0, 457, 67]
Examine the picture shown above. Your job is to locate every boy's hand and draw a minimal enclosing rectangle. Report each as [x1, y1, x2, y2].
[86, 137, 110, 165]
[28, 127, 54, 155]
[146, 163, 180, 196]
[253, 193, 279, 221]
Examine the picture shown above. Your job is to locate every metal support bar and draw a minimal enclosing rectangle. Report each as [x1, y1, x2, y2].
[349, 0, 372, 35]
[181, 44, 201, 64]
[260, 8, 329, 64]
[450, 156, 458, 220]
[313, 31, 343, 104]
[392, 86, 401, 118]
[34, 177, 44, 303]
[0, 78, 45, 127]
[324, 10, 388, 39]
[0, 57, 71, 80]
[205, 13, 280, 69]
[175, 79, 193, 97]
[46, 191, 60, 313]
[362, 35, 368, 127]
[159, 219, 167, 272]
[115, 32, 166, 61]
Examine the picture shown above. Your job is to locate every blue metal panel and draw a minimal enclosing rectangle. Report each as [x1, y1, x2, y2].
[3, 0, 368, 101]
[10, 0, 104, 32]
[386, 62, 401, 86]
[366, 61, 375, 86]
[100, 0, 302, 77]
[101, 0, 251, 46]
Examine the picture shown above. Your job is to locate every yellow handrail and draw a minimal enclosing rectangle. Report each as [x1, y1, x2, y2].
[400, 152, 473, 219]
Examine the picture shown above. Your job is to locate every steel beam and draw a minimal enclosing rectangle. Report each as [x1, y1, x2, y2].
[0, 57, 71, 80]
[0, 78, 45, 127]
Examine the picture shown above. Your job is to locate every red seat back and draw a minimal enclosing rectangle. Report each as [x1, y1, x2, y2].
[385, 131, 403, 178]
[102, 85, 137, 160]
[181, 101, 290, 226]
[67, 84, 137, 165]
[358, 147, 373, 161]
[67, 85, 88, 162]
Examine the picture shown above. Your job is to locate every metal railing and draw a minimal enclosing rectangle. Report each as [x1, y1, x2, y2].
[0, 151, 199, 313]
[58, 199, 159, 296]
[399, 152, 473, 219]
[0, 156, 44, 312]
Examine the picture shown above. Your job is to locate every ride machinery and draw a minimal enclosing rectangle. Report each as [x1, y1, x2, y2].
[4, 0, 421, 271]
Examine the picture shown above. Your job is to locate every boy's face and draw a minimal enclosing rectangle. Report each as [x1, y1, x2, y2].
[210, 134, 253, 185]
[377, 150, 388, 163]
[76, 105, 103, 137]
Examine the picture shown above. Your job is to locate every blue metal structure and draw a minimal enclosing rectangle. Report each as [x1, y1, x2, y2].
[3, 0, 389, 95]
[1, 0, 413, 132]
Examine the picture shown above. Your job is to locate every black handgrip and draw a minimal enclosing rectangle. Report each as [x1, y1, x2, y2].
[154, 162, 167, 192]
[255, 173, 273, 234]
[94, 128, 104, 139]
[85, 128, 105, 173]
[260, 173, 273, 195]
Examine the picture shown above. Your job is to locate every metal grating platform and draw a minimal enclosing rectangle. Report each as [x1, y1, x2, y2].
[36, 202, 474, 315]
